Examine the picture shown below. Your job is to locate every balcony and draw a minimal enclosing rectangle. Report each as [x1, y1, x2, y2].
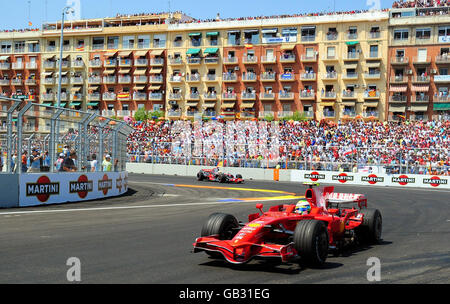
[118, 75, 131, 84]
[169, 58, 183, 65]
[279, 92, 294, 100]
[364, 72, 381, 80]
[104, 59, 117, 68]
[88, 76, 101, 84]
[277, 111, 293, 119]
[222, 73, 237, 83]
[300, 73, 316, 81]
[323, 72, 338, 80]
[391, 57, 409, 65]
[71, 77, 84, 85]
[260, 73, 276, 82]
[389, 95, 407, 103]
[241, 92, 256, 100]
[25, 79, 37, 86]
[103, 76, 117, 84]
[369, 32, 381, 39]
[42, 93, 54, 101]
[323, 110, 336, 118]
[134, 59, 148, 67]
[321, 92, 337, 100]
[223, 57, 238, 64]
[186, 111, 201, 118]
[187, 57, 201, 65]
[342, 110, 357, 118]
[326, 33, 338, 41]
[203, 93, 218, 101]
[367, 52, 382, 60]
[71, 94, 83, 102]
[390, 76, 408, 84]
[280, 54, 296, 63]
[342, 91, 357, 99]
[259, 111, 275, 118]
[322, 55, 338, 61]
[0, 62, 10, 70]
[26, 62, 38, 69]
[149, 75, 164, 83]
[300, 54, 317, 62]
[72, 60, 85, 69]
[412, 95, 429, 103]
[363, 111, 379, 119]
[434, 75, 450, 83]
[167, 110, 181, 117]
[186, 74, 201, 83]
[345, 52, 360, 61]
[204, 74, 217, 82]
[261, 56, 276, 64]
[342, 72, 358, 80]
[436, 55, 450, 64]
[134, 76, 148, 84]
[222, 92, 237, 100]
[433, 95, 449, 103]
[168, 93, 182, 100]
[117, 93, 131, 101]
[0, 79, 10, 86]
[243, 56, 258, 64]
[186, 93, 200, 100]
[260, 92, 275, 100]
[347, 33, 358, 40]
[413, 56, 431, 65]
[119, 59, 132, 67]
[203, 110, 216, 117]
[89, 59, 102, 68]
[59, 93, 68, 101]
[88, 93, 101, 101]
[60, 77, 69, 85]
[242, 73, 257, 82]
[169, 75, 183, 83]
[12, 62, 23, 69]
[149, 93, 163, 100]
[364, 90, 380, 99]
[11, 79, 23, 86]
[43, 78, 54, 85]
[150, 58, 164, 66]
[61, 61, 70, 69]
[300, 91, 315, 100]
[204, 57, 219, 65]
[411, 75, 430, 83]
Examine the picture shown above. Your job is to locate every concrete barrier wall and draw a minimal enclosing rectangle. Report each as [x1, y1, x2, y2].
[127, 163, 450, 190]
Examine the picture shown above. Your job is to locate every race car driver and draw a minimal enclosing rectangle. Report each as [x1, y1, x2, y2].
[295, 200, 311, 215]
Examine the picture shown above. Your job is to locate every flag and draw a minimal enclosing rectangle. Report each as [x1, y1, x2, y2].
[245, 44, 253, 49]
[28, 21, 33, 26]
[343, 145, 357, 156]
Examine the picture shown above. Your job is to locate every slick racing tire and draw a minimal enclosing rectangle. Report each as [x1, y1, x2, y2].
[219, 173, 228, 183]
[293, 220, 329, 267]
[197, 171, 204, 181]
[201, 213, 239, 258]
[236, 174, 242, 179]
[356, 208, 382, 245]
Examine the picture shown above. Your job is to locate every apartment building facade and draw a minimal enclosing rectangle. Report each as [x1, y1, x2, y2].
[0, 8, 448, 121]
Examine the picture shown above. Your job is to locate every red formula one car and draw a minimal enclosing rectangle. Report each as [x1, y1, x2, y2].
[193, 183, 382, 267]
[197, 168, 244, 184]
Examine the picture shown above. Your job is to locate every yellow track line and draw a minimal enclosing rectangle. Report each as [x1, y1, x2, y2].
[173, 184, 297, 195]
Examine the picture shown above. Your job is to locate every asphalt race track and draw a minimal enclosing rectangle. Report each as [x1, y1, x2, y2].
[0, 173, 449, 284]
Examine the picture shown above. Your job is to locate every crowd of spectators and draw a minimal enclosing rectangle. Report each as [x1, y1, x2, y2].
[392, 0, 449, 8]
[126, 119, 450, 176]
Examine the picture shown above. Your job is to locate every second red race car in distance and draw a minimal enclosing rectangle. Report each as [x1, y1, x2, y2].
[197, 168, 244, 184]
[193, 183, 382, 267]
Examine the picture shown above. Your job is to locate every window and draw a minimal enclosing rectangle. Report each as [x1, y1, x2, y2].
[244, 30, 259, 44]
[282, 28, 297, 42]
[228, 30, 241, 46]
[439, 68, 448, 75]
[438, 26, 450, 43]
[348, 27, 358, 39]
[416, 28, 431, 40]
[370, 45, 379, 57]
[153, 34, 166, 48]
[370, 26, 380, 38]
[76, 39, 84, 51]
[327, 28, 338, 40]
[189, 33, 202, 47]
[63, 40, 70, 51]
[174, 35, 183, 47]
[14, 41, 25, 53]
[207, 32, 219, 46]
[92, 37, 104, 50]
[123, 36, 135, 49]
[47, 40, 56, 51]
[394, 29, 409, 40]
[1, 41, 12, 53]
[301, 26, 316, 41]
[107, 36, 119, 49]
[327, 46, 336, 59]
[138, 35, 150, 48]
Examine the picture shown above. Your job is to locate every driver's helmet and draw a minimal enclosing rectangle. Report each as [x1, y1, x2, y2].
[295, 200, 311, 214]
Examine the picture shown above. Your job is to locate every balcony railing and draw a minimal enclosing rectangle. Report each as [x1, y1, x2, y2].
[89, 59, 102, 68]
[72, 60, 84, 68]
[223, 57, 238, 64]
[119, 59, 132, 67]
[300, 73, 316, 81]
[169, 58, 183, 65]
[433, 95, 449, 103]
[300, 54, 317, 62]
[149, 75, 164, 83]
[88, 76, 101, 84]
[203, 93, 218, 100]
[187, 93, 200, 100]
[12, 62, 23, 69]
[187, 57, 201, 64]
[71, 94, 83, 101]
[168, 110, 181, 117]
[134, 76, 148, 83]
[412, 76, 430, 83]
[369, 32, 381, 39]
[0, 63, 10, 69]
[71, 77, 84, 84]
[242, 73, 257, 81]
[11, 79, 23, 85]
[322, 92, 337, 99]
[25, 79, 36, 85]
[391, 57, 409, 64]
[326, 33, 338, 41]
[280, 54, 296, 62]
[243, 56, 258, 64]
[261, 56, 276, 63]
[104, 59, 117, 67]
[389, 95, 407, 103]
[0, 79, 10, 86]
[364, 90, 380, 98]
[103, 76, 117, 84]
[88, 93, 101, 101]
[42, 93, 54, 101]
[345, 52, 360, 60]
[134, 59, 148, 66]
[204, 57, 219, 64]
[323, 111, 336, 118]
[347, 33, 358, 39]
[118, 75, 132, 84]
[300, 92, 315, 99]
[342, 91, 356, 98]
[279, 92, 294, 99]
[390, 76, 408, 83]
[222, 92, 237, 100]
[241, 92, 256, 100]
[222, 73, 237, 82]
[149, 93, 163, 100]
[186, 74, 201, 82]
[26, 62, 37, 69]
[363, 111, 379, 118]
[436, 55, 450, 64]
[204, 74, 217, 82]
[260, 73, 276, 81]
[169, 75, 183, 82]
[43, 78, 54, 85]
[412, 95, 429, 103]
[260, 92, 275, 99]
[364, 72, 381, 79]
[168, 93, 182, 100]
[343, 72, 358, 79]
[150, 58, 164, 65]
[323, 72, 338, 79]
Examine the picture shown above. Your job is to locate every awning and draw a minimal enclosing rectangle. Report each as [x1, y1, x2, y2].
[151, 50, 164, 56]
[148, 85, 161, 90]
[206, 31, 219, 36]
[342, 101, 356, 106]
[204, 47, 219, 54]
[364, 101, 379, 107]
[203, 102, 216, 108]
[43, 71, 53, 76]
[411, 85, 429, 92]
[188, 32, 201, 37]
[149, 68, 162, 74]
[118, 51, 132, 57]
[227, 30, 240, 34]
[42, 103, 53, 107]
[69, 102, 81, 106]
[59, 103, 66, 107]
[25, 40, 39, 44]
[103, 69, 115, 75]
[134, 50, 148, 57]
[134, 68, 147, 75]
[185, 101, 198, 106]
[70, 86, 82, 93]
[366, 62, 381, 68]
[221, 102, 235, 108]
[88, 85, 99, 90]
[240, 102, 255, 109]
[55, 71, 68, 76]
[410, 105, 428, 112]
[262, 28, 277, 34]
[134, 85, 146, 90]
[118, 68, 130, 74]
[186, 48, 201, 55]
[433, 103, 450, 110]
[346, 41, 360, 45]
[321, 102, 335, 107]
[344, 63, 358, 69]
[87, 102, 99, 106]
[281, 44, 295, 50]
[0, 55, 10, 61]
[243, 29, 259, 34]
[389, 85, 407, 92]
[104, 52, 117, 57]
[389, 105, 406, 112]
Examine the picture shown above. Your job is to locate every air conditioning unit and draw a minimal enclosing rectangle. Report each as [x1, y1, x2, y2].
[234, 66, 239, 71]
[430, 69, 437, 74]
[354, 84, 360, 88]
[169, 100, 177, 105]
[406, 69, 413, 75]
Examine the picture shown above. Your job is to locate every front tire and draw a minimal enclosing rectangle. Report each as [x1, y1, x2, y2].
[293, 220, 329, 267]
[201, 213, 239, 258]
[197, 171, 204, 181]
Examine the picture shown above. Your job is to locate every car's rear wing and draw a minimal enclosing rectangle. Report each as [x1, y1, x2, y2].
[326, 193, 367, 209]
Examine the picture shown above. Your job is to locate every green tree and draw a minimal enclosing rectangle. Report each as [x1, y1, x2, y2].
[134, 107, 148, 121]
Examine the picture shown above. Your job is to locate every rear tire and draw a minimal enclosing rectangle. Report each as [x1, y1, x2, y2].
[197, 171, 204, 181]
[236, 174, 242, 179]
[201, 213, 239, 258]
[356, 208, 382, 244]
[293, 220, 329, 267]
